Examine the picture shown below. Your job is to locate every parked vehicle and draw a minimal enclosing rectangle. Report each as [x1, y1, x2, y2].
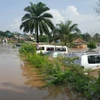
[36, 44, 68, 54]
[15, 43, 21, 47]
[66, 51, 100, 69]
[44, 51, 66, 58]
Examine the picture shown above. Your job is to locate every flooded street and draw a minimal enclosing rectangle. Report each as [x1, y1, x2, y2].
[0, 43, 86, 100]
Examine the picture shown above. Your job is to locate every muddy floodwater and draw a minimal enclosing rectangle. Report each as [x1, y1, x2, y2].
[0, 43, 86, 100]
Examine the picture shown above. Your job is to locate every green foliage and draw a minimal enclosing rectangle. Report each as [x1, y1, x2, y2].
[27, 54, 48, 68]
[19, 43, 48, 68]
[19, 43, 36, 54]
[18, 39, 25, 43]
[81, 32, 92, 42]
[43, 58, 62, 75]
[87, 41, 96, 50]
[84, 72, 100, 100]
[55, 20, 81, 46]
[0, 30, 14, 38]
[93, 33, 100, 42]
[65, 70, 90, 93]
[95, 0, 100, 15]
[39, 35, 49, 42]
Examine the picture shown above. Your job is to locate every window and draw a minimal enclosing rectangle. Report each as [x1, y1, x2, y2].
[46, 47, 54, 51]
[55, 47, 66, 51]
[36, 47, 44, 50]
[88, 55, 100, 64]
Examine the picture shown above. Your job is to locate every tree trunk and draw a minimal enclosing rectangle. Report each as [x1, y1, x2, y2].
[36, 24, 39, 43]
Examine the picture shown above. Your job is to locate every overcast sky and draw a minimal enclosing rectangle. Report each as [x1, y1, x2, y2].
[0, 0, 100, 34]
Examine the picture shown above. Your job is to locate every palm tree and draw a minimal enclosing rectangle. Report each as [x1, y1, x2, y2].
[55, 20, 81, 46]
[20, 2, 54, 43]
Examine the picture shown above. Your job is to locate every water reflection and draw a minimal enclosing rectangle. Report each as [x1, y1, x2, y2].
[41, 85, 86, 100]
[21, 62, 46, 87]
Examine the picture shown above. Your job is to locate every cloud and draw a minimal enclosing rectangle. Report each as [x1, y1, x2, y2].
[62, 6, 79, 16]
[48, 9, 64, 25]
[49, 6, 100, 33]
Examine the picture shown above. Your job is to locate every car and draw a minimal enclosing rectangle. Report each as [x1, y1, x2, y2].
[44, 51, 66, 58]
[66, 51, 100, 69]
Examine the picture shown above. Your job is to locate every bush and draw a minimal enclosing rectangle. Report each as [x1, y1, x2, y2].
[27, 54, 48, 68]
[19, 43, 36, 54]
[85, 72, 100, 100]
[18, 39, 25, 43]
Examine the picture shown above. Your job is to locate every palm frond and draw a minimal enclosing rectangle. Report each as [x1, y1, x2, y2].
[41, 13, 53, 18]
[43, 18, 54, 30]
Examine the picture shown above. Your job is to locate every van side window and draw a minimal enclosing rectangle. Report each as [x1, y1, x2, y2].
[55, 47, 66, 51]
[55, 47, 60, 51]
[88, 55, 100, 64]
[46, 47, 54, 51]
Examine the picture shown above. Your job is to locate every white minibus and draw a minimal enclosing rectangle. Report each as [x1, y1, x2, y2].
[36, 44, 68, 54]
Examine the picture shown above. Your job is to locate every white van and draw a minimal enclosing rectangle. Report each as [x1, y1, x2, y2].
[66, 51, 100, 69]
[36, 44, 68, 54]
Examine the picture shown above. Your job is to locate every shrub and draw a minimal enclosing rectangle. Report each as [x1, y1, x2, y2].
[85, 72, 100, 100]
[19, 43, 36, 54]
[18, 39, 25, 43]
[27, 54, 48, 68]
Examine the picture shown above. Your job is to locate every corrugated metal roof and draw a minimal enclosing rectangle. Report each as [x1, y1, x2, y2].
[73, 38, 87, 43]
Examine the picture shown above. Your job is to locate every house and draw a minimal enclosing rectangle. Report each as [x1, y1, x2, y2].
[73, 38, 87, 48]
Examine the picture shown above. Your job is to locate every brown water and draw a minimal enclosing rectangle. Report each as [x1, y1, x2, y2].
[0, 43, 86, 100]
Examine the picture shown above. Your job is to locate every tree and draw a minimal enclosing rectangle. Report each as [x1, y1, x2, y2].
[0, 30, 4, 36]
[47, 32, 54, 43]
[93, 33, 100, 42]
[55, 20, 81, 46]
[39, 35, 48, 42]
[94, 0, 100, 15]
[81, 32, 92, 42]
[87, 41, 96, 51]
[20, 2, 54, 43]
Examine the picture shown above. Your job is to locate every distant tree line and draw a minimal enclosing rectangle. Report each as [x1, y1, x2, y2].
[0, 30, 21, 38]
[38, 32, 100, 43]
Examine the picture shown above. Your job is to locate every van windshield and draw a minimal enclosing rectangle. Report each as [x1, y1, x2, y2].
[36, 47, 44, 50]
[88, 55, 100, 64]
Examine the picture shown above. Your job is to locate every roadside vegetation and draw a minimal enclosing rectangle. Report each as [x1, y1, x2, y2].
[19, 43, 100, 100]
